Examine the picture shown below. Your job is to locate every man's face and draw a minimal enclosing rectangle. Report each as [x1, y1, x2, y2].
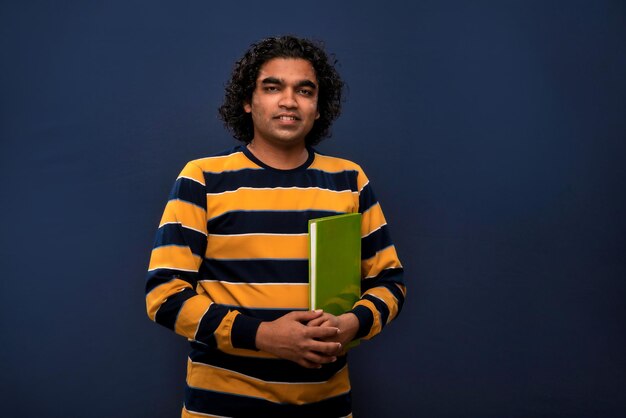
[244, 58, 320, 149]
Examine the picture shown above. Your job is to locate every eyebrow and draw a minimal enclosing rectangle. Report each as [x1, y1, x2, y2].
[261, 77, 317, 90]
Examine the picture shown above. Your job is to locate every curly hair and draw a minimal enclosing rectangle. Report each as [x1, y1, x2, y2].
[218, 35, 344, 146]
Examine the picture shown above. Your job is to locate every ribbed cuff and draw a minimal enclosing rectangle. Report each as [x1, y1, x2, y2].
[349, 305, 374, 339]
[231, 314, 263, 350]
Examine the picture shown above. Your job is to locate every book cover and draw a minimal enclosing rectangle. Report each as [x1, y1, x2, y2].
[308, 213, 362, 317]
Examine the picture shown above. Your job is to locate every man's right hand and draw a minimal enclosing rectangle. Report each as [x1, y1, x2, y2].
[255, 310, 343, 369]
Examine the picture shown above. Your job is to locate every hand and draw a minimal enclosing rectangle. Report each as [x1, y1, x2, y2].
[307, 312, 359, 350]
[255, 310, 344, 368]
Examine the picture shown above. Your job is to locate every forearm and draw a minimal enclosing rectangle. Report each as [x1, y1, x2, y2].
[146, 271, 262, 351]
[351, 270, 406, 340]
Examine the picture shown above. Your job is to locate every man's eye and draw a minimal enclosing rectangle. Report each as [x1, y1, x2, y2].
[264, 86, 279, 92]
[299, 89, 313, 96]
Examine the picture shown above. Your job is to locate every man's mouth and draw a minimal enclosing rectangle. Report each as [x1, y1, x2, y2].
[276, 115, 299, 121]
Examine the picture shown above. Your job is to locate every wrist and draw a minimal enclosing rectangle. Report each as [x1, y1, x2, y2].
[348, 305, 373, 339]
[338, 313, 359, 342]
[254, 321, 269, 351]
[232, 314, 263, 351]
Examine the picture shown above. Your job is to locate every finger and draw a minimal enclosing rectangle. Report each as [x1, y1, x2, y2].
[305, 351, 338, 365]
[309, 320, 336, 329]
[299, 358, 323, 369]
[307, 325, 340, 340]
[309, 340, 343, 356]
[289, 309, 324, 323]
[319, 319, 335, 328]
[307, 317, 327, 327]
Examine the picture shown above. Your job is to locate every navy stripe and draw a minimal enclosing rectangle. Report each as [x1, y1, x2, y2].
[191, 335, 217, 350]
[384, 276, 406, 307]
[207, 210, 340, 234]
[203, 167, 358, 194]
[231, 314, 262, 349]
[188, 347, 347, 383]
[351, 305, 374, 339]
[201, 259, 309, 284]
[153, 223, 206, 258]
[185, 386, 351, 418]
[380, 274, 406, 315]
[362, 268, 405, 292]
[194, 303, 230, 347]
[362, 225, 393, 260]
[168, 177, 206, 209]
[358, 182, 377, 213]
[362, 269, 406, 313]
[363, 293, 390, 329]
[145, 270, 196, 294]
[154, 288, 197, 330]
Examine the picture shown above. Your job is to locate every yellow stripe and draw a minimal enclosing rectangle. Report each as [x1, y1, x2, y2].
[158, 199, 207, 233]
[353, 299, 382, 340]
[396, 283, 407, 298]
[214, 310, 239, 352]
[362, 246, 402, 279]
[187, 358, 351, 405]
[195, 151, 261, 172]
[363, 286, 399, 323]
[148, 245, 202, 272]
[361, 203, 386, 235]
[174, 295, 212, 338]
[310, 153, 360, 173]
[206, 234, 307, 259]
[182, 406, 224, 418]
[145, 278, 192, 321]
[207, 188, 357, 219]
[178, 162, 206, 185]
[198, 281, 308, 309]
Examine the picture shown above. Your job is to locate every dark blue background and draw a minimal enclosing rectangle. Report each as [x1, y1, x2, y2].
[1, 1, 625, 417]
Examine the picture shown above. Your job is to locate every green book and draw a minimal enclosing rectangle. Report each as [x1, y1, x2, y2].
[308, 213, 362, 317]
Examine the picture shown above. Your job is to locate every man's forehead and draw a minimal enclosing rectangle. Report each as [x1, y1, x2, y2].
[256, 58, 317, 83]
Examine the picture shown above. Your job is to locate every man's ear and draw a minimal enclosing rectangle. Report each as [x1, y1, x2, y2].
[315, 110, 320, 120]
[243, 102, 251, 113]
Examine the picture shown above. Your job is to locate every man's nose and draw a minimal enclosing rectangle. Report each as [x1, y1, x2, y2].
[278, 89, 298, 108]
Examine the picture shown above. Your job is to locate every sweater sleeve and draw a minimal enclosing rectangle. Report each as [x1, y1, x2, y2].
[145, 162, 261, 351]
[349, 168, 406, 340]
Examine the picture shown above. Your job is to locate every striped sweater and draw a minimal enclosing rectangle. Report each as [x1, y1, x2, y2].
[146, 145, 405, 417]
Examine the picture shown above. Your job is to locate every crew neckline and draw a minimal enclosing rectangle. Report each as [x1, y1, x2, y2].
[240, 145, 315, 172]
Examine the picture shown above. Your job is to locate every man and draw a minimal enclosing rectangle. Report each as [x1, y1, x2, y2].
[146, 35, 405, 417]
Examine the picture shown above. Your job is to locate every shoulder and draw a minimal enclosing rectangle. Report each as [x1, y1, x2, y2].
[186, 145, 259, 174]
[310, 150, 365, 175]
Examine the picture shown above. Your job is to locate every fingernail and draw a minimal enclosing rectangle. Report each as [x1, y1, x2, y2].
[314, 309, 323, 313]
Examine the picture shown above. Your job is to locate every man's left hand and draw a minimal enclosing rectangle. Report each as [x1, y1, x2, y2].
[307, 312, 359, 350]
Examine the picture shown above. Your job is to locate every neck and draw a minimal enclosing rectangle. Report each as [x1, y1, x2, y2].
[247, 140, 309, 170]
